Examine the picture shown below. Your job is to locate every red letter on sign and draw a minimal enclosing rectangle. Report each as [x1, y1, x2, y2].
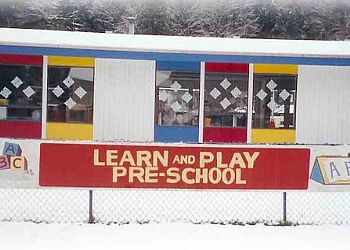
[0, 156, 10, 170]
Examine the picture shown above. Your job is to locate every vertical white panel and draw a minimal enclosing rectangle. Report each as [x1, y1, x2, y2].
[247, 64, 254, 143]
[198, 62, 205, 143]
[41, 56, 48, 139]
[297, 65, 350, 144]
[94, 58, 155, 142]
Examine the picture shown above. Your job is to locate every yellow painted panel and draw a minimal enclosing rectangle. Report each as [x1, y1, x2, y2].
[251, 129, 296, 144]
[0, 99, 9, 105]
[48, 56, 95, 67]
[253, 64, 298, 74]
[46, 123, 93, 140]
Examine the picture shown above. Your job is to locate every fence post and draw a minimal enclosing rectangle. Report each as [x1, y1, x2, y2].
[88, 190, 94, 223]
[283, 192, 287, 224]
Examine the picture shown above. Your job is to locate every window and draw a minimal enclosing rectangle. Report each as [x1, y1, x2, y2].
[205, 72, 248, 128]
[47, 67, 94, 124]
[155, 70, 200, 126]
[253, 74, 297, 129]
[0, 64, 42, 121]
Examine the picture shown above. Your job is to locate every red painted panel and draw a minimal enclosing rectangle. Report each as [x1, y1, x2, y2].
[39, 143, 310, 190]
[0, 120, 41, 139]
[204, 127, 247, 143]
[205, 63, 249, 73]
[0, 54, 43, 65]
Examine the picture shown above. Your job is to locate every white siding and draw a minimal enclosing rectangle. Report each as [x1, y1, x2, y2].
[94, 58, 155, 141]
[296, 65, 350, 144]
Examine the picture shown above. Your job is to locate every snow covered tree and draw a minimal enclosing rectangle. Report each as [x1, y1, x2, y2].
[21, 0, 59, 30]
[0, 1, 26, 28]
[327, 2, 350, 40]
[167, 0, 203, 36]
[52, 0, 95, 31]
[90, 0, 129, 33]
[1, 0, 350, 40]
[135, 0, 169, 35]
[221, 0, 259, 38]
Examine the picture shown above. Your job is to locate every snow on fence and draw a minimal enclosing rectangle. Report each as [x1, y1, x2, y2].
[0, 189, 349, 225]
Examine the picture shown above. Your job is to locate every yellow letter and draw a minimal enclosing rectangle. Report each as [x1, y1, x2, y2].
[119, 150, 136, 166]
[94, 149, 105, 166]
[195, 168, 208, 183]
[172, 155, 180, 164]
[112, 167, 127, 183]
[235, 168, 246, 184]
[208, 168, 221, 184]
[182, 168, 195, 184]
[129, 167, 145, 183]
[145, 167, 158, 183]
[243, 152, 260, 169]
[199, 152, 214, 168]
[216, 152, 228, 168]
[153, 151, 169, 167]
[106, 150, 118, 166]
[166, 168, 180, 183]
[229, 153, 247, 168]
[188, 155, 195, 164]
[222, 168, 235, 185]
[137, 151, 152, 167]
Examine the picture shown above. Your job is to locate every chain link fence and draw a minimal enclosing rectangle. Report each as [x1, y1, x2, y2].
[0, 189, 349, 225]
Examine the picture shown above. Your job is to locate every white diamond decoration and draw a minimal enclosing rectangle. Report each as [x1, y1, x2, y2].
[220, 78, 231, 90]
[52, 86, 64, 97]
[74, 86, 87, 99]
[170, 101, 182, 112]
[256, 89, 268, 101]
[11, 76, 23, 88]
[170, 81, 182, 92]
[158, 90, 168, 101]
[266, 79, 277, 91]
[210, 88, 221, 99]
[279, 89, 290, 101]
[267, 100, 277, 111]
[23, 86, 35, 97]
[220, 98, 231, 110]
[181, 92, 193, 103]
[63, 76, 75, 88]
[231, 87, 242, 98]
[65, 98, 76, 110]
[0, 87, 12, 98]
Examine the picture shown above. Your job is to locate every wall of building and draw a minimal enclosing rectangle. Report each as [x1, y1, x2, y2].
[1, 51, 350, 145]
[94, 58, 155, 142]
[296, 65, 350, 144]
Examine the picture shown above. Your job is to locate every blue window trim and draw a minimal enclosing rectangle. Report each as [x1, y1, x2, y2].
[1, 45, 350, 66]
[154, 126, 199, 143]
[156, 61, 200, 72]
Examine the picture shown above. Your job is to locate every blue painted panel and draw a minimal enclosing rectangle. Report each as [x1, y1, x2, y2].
[310, 161, 325, 184]
[154, 126, 198, 143]
[2, 45, 350, 66]
[156, 61, 200, 72]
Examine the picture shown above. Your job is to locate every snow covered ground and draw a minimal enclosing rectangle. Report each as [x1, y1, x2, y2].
[0, 222, 349, 250]
[1, 189, 350, 249]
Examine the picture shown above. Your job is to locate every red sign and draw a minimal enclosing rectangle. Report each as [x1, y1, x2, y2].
[39, 143, 310, 190]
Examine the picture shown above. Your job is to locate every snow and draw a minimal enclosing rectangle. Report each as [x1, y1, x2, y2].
[0, 222, 349, 250]
[1, 27, 350, 58]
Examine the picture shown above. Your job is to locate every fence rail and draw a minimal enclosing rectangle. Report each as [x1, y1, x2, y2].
[1, 189, 349, 225]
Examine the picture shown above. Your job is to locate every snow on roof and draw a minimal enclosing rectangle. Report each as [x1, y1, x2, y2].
[0, 28, 350, 59]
